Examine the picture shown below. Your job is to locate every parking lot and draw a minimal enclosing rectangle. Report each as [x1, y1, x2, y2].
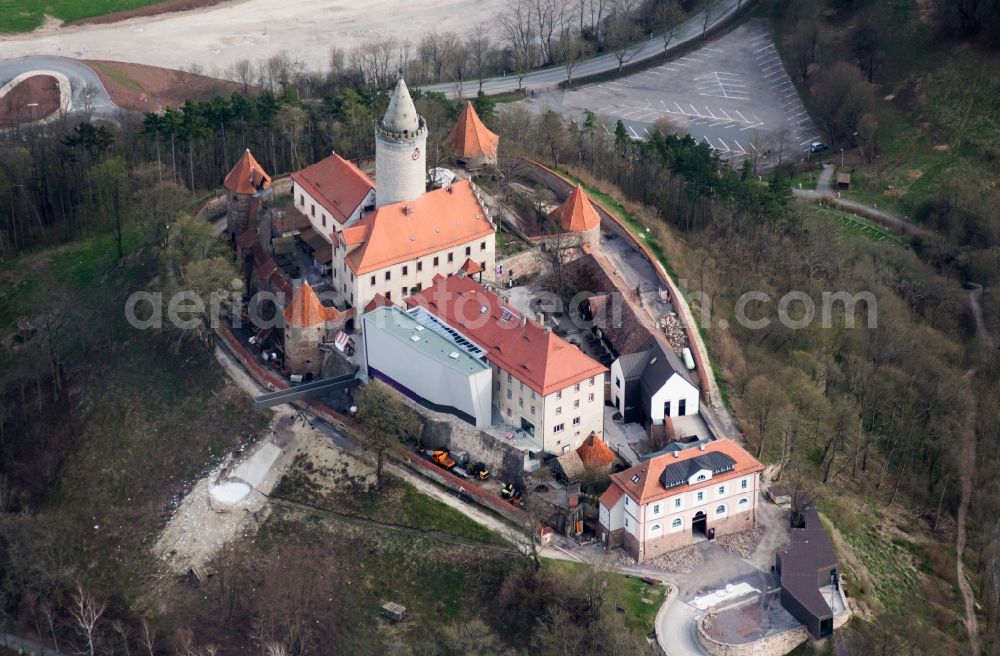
[528, 19, 821, 167]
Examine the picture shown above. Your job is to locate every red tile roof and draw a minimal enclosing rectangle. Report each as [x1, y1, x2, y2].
[224, 149, 271, 196]
[444, 101, 499, 160]
[459, 257, 483, 275]
[284, 281, 342, 328]
[608, 439, 763, 506]
[337, 180, 493, 275]
[405, 275, 606, 396]
[364, 293, 393, 313]
[577, 432, 616, 470]
[599, 484, 623, 508]
[550, 184, 600, 232]
[291, 153, 374, 225]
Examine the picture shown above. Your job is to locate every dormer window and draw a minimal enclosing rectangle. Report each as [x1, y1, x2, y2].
[630, 474, 640, 484]
[696, 474, 706, 482]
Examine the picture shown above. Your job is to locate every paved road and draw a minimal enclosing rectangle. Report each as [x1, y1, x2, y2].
[424, 0, 748, 99]
[1, 632, 62, 656]
[529, 19, 820, 165]
[0, 56, 117, 117]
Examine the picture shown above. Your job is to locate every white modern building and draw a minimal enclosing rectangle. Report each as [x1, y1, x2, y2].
[598, 439, 764, 562]
[361, 305, 492, 428]
[610, 339, 700, 426]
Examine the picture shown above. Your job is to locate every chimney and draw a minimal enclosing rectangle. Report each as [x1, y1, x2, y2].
[520, 315, 527, 327]
[699, 444, 705, 451]
[673, 451, 679, 458]
[536, 311, 544, 324]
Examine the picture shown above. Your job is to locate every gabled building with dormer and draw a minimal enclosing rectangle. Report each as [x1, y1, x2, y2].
[598, 439, 763, 562]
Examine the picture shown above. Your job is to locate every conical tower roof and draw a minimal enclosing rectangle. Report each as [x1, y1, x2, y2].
[284, 281, 340, 328]
[444, 101, 499, 160]
[382, 78, 420, 134]
[224, 148, 271, 195]
[550, 184, 601, 232]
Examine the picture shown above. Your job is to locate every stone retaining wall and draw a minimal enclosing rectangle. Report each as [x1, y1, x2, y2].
[497, 247, 549, 281]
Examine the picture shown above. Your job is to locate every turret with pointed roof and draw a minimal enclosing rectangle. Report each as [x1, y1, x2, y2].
[283, 280, 353, 377]
[375, 77, 428, 208]
[550, 184, 601, 233]
[223, 149, 272, 239]
[444, 101, 500, 167]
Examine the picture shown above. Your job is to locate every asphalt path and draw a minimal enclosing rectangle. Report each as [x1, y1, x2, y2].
[0, 55, 117, 118]
[424, 0, 748, 98]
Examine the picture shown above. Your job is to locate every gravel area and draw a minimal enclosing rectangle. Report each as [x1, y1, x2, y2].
[609, 544, 705, 573]
[715, 528, 764, 559]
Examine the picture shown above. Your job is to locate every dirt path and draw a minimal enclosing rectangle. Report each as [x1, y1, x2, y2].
[956, 284, 991, 655]
[956, 370, 980, 656]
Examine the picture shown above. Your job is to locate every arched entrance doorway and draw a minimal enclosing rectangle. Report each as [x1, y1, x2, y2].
[692, 511, 707, 537]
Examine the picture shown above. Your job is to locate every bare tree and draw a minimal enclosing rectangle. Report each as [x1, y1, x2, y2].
[70, 583, 106, 656]
[140, 620, 158, 656]
[229, 59, 256, 94]
[702, 0, 719, 36]
[654, 1, 686, 53]
[530, 0, 569, 65]
[466, 25, 494, 92]
[498, 0, 540, 89]
[606, 12, 642, 72]
[553, 33, 592, 85]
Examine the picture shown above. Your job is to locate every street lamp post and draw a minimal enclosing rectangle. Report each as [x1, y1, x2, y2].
[840, 148, 844, 168]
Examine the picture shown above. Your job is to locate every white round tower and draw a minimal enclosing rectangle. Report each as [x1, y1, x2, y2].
[375, 78, 428, 208]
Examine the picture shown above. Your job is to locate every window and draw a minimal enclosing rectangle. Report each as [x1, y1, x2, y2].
[630, 475, 640, 484]
[530, 405, 536, 415]
[553, 423, 564, 434]
[672, 518, 682, 528]
[402, 265, 408, 275]
[625, 496, 630, 505]
[417, 261, 423, 272]
[480, 261, 486, 272]
[664, 401, 671, 417]
[653, 504, 660, 514]
[573, 400, 580, 408]
[555, 407, 562, 415]
[674, 498, 681, 508]
[740, 479, 748, 490]
[588, 393, 595, 402]
[651, 523, 662, 534]
[556, 391, 562, 399]
[433, 256, 439, 267]
[519, 398, 523, 407]
[401, 287, 407, 297]
[385, 271, 391, 281]
[520, 382, 524, 392]
[679, 399, 687, 416]
[718, 485, 726, 495]
[507, 389, 512, 400]
[311, 205, 315, 217]
[299, 194, 305, 206]
[507, 373, 512, 383]
[615, 377, 621, 389]
[716, 505, 726, 515]
[696, 491, 704, 502]
[739, 498, 749, 505]
[322, 215, 326, 227]
[370, 275, 376, 286]
[465, 246, 471, 256]
[532, 391, 536, 399]
[481, 241, 486, 250]
[574, 383, 580, 392]
[696, 474, 706, 482]
[448, 252, 454, 263]
[572, 417, 580, 426]
[385, 291, 391, 301]
[562, 444, 570, 453]
[590, 376, 595, 385]
[624, 517, 629, 527]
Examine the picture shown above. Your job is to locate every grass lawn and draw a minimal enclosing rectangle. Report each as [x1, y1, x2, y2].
[805, 205, 909, 247]
[496, 228, 531, 259]
[544, 560, 668, 636]
[88, 61, 145, 94]
[0, 0, 168, 32]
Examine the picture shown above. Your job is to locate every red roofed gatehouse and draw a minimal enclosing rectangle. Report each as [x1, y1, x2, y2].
[223, 149, 272, 239]
[284, 280, 353, 376]
[444, 101, 500, 168]
[598, 439, 764, 561]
